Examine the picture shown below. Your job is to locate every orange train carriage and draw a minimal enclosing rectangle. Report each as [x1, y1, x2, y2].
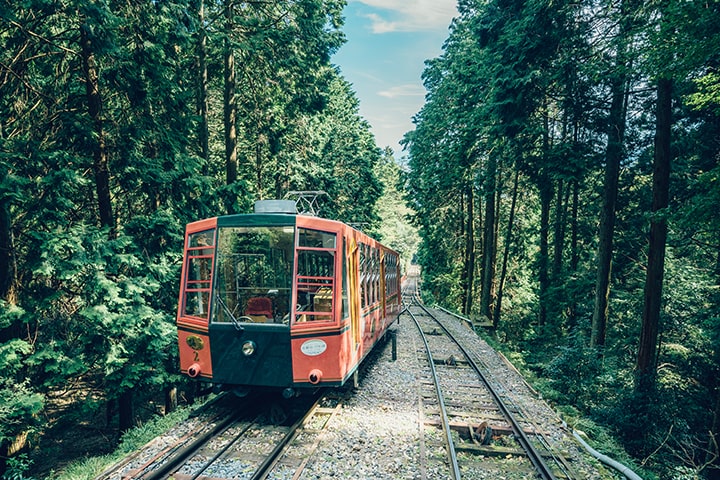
[176, 201, 402, 397]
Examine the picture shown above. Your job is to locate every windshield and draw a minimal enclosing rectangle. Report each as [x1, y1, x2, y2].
[212, 225, 294, 324]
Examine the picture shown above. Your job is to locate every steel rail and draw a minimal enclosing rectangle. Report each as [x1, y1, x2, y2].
[406, 307, 462, 480]
[140, 408, 244, 480]
[413, 300, 558, 480]
[435, 304, 571, 478]
[139, 392, 326, 480]
[252, 390, 328, 480]
[189, 418, 259, 480]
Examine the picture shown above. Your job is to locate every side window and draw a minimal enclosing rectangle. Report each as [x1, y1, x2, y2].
[362, 244, 380, 306]
[385, 252, 398, 299]
[295, 229, 337, 323]
[182, 229, 215, 319]
[372, 247, 380, 304]
[359, 243, 367, 309]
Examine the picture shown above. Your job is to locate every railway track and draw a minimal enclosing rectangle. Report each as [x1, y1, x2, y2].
[403, 279, 576, 479]
[98, 277, 611, 479]
[97, 391, 346, 480]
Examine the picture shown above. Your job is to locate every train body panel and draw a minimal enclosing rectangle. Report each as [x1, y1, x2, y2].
[291, 328, 349, 385]
[176, 203, 401, 392]
[211, 323, 291, 386]
[178, 329, 213, 378]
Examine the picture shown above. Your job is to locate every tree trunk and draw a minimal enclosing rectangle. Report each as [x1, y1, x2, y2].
[0, 195, 16, 305]
[570, 179, 580, 272]
[255, 142, 263, 198]
[709, 225, 720, 477]
[198, 0, 209, 165]
[223, 0, 237, 211]
[538, 176, 552, 327]
[118, 389, 135, 432]
[591, 66, 627, 349]
[494, 166, 520, 328]
[475, 189, 484, 308]
[567, 178, 580, 329]
[0, 195, 19, 344]
[80, 21, 114, 232]
[165, 386, 178, 415]
[463, 187, 475, 316]
[635, 77, 672, 393]
[459, 190, 467, 307]
[480, 154, 497, 321]
[552, 178, 567, 279]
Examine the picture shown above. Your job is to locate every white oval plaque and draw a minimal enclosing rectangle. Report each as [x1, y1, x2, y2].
[301, 339, 327, 356]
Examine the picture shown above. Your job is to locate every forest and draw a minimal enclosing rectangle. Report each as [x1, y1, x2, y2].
[0, 0, 718, 479]
[403, 0, 720, 479]
[0, 0, 419, 477]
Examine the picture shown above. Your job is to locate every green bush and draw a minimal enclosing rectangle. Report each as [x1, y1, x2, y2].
[543, 333, 603, 411]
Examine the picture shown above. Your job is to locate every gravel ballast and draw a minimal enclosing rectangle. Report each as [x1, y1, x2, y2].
[97, 305, 626, 480]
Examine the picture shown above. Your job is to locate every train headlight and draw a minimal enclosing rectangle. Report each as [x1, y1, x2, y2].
[241, 340, 256, 356]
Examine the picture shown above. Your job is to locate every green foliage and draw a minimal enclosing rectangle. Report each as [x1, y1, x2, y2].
[373, 149, 420, 268]
[574, 420, 655, 480]
[403, 0, 720, 477]
[687, 73, 720, 115]
[1, 0, 386, 475]
[543, 334, 605, 408]
[23, 224, 179, 397]
[0, 378, 43, 444]
[1, 453, 35, 480]
[51, 456, 106, 480]
[297, 73, 383, 225]
[0, 304, 44, 453]
[116, 405, 193, 455]
[52, 405, 193, 480]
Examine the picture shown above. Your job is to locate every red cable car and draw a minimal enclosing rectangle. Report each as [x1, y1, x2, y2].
[176, 200, 401, 397]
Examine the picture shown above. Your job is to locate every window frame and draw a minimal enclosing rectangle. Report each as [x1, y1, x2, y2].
[181, 228, 216, 322]
[292, 227, 339, 326]
[211, 225, 296, 325]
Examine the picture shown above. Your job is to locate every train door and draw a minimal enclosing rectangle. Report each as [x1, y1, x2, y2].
[290, 224, 345, 385]
[347, 235, 361, 350]
[177, 219, 217, 379]
[292, 227, 338, 324]
[208, 221, 295, 388]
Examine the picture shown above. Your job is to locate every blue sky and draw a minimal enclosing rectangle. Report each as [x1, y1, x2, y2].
[332, 0, 458, 159]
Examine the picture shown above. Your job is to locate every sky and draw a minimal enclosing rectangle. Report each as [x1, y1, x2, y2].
[331, 0, 459, 159]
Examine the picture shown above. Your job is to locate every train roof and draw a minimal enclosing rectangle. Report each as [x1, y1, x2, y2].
[185, 200, 398, 255]
[187, 213, 397, 255]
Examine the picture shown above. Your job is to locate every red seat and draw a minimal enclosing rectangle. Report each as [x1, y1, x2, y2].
[246, 297, 272, 317]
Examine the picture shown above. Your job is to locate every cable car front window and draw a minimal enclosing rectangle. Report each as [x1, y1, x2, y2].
[212, 226, 295, 324]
